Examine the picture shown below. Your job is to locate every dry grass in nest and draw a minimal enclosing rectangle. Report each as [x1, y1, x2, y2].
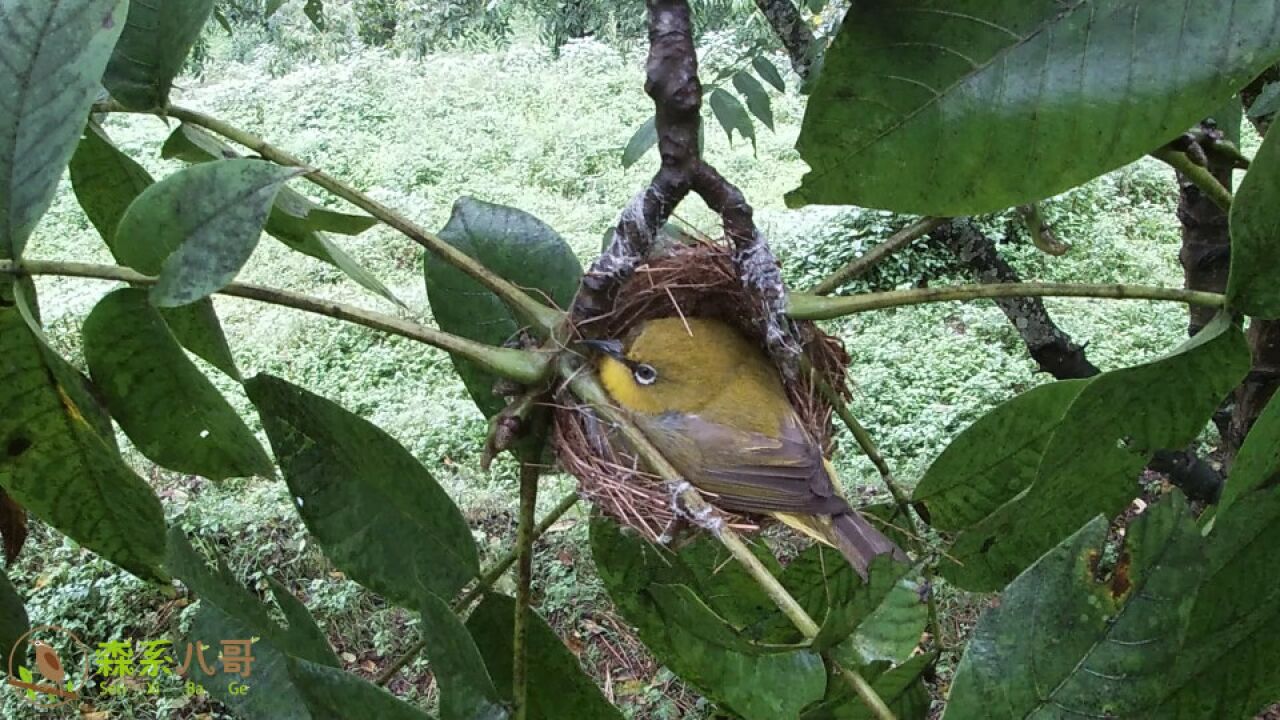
[552, 241, 852, 542]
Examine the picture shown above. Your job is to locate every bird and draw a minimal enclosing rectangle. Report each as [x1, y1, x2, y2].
[587, 316, 907, 579]
[34, 642, 65, 685]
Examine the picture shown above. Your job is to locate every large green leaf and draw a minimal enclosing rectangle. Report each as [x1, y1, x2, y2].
[0, 0, 128, 260]
[245, 374, 479, 606]
[1228, 123, 1280, 318]
[802, 653, 933, 720]
[0, 570, 28, 670]
[0, 302, 167, 583]
[168, 529, 338, 719]
[414, 591, 508, 720]
[789, 0, 1280, 214]
[465, 594, 622, 720]
[160, 124, 397, 304]
[590, 518, 826, 720]
[941, 314, 1249, 591]
[69, 124, 239, 377]
[114, 158, 302, 307]
[103, 0, 215, 110]
[944, 495, 1205, 719]
[733, 72, 775, 130]
[913, 380, 1090, 531]
[425, 197, 581, 417]
[1157, 395, 1280, 718]
[82, 289, 271, 479]
[289, 658, 438, 720]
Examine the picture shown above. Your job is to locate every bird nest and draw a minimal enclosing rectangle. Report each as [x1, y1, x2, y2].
[552, 240, 852, 542]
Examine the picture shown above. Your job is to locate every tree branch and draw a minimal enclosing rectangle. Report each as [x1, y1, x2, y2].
[375, 491, 581, 686]
[2, 259, 549, 385]
[809, 217, 949, 295]
[512, 462, 540, 720]
[752, 0, 821, 81]
[94, 101, 562, 335]
[1153, 146, 1234, 213]
[787, 283, 1226, 321]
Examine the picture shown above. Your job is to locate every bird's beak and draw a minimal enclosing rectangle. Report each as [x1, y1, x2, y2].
[580, 338, 626, 360]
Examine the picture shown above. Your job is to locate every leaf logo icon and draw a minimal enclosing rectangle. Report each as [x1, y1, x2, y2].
[34, 642, 64, 684]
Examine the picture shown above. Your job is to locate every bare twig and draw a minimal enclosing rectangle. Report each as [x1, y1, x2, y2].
[810, 217, 948, 295]
[1, 259, 549, 384]
[512, 462, 540, 720]
[94, 101, 562, 335]
[1152, 146, 1233, 212]
[788, 283, 1226, 321]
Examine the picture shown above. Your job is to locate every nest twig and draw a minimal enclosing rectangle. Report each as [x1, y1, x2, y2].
[553, 241, 851, 543]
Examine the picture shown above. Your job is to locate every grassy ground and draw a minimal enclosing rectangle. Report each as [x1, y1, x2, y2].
[9, 34, 1198, 719]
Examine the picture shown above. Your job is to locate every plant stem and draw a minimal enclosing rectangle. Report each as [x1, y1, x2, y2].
[1152, 147, 1234, 212]
[512, 463, 540, 720]
[808, 366, 943, 649]
[95, 101, 562, 335]
[2, 259, 549, 385]
[788, 282, 1226, 321]
[374, 491, 580, 686]
[564, 360, 898, 720]
[810, 217, 948, 295]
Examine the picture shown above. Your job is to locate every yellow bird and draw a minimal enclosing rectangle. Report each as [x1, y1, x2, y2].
[589, 316, 906, 578]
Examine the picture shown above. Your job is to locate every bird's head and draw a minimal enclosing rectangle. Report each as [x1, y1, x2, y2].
[583, 317, 760, 416]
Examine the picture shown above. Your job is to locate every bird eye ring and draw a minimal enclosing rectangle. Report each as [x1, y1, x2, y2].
[633, 363, 658, 385]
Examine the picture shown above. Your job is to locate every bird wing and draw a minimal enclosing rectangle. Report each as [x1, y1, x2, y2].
[635, 412, 850, 516]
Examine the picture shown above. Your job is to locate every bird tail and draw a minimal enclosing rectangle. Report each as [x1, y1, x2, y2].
[830, 511, 909, 580]
[772, 510, 908, 580]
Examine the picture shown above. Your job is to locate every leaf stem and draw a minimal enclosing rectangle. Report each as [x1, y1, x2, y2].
[1152, 147, 1234, 212]
[564, 360, 898, 720]
[374, 491, 580, 686]
[2, 259, 549, 385]
[95, 101, 562, 334]
[809, 217, 948, 295]
[512, 462, 540, 720]
[788, 282, 1226, 321]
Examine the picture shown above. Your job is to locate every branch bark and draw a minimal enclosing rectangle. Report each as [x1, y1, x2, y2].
[511, 462, 540, 720]
[752, 0, 820, 80]
[1, 259, 549, 385]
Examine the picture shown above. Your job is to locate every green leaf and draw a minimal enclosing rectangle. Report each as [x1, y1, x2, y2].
[303, 0, 324, 29]
[265, 0, 287, 18]
[708, 88, 756, 148]
[160, 124, 396, 304]
[103, 0, 215, 110]
[0, 570, 29, 669]
[802, 653, 933, 720]
[115, 158, 302, 307]
[789, 1, 1280, 214]
[245, 374, 479, 605]
[414, 591, 508, 720]
[82, 288, 271, 479]
[70, 123, 241, 377]
[649, 584, 792, 654]
[1228, 125, 1280, 317]
[289, 658, 438, 720]
[267, 578, 341, 668]
[826, 562, 926, 666]
[622, 116, 657, 168]
[0, 0, 128, 260]
[913, 380, 1090, 531]
[1157, 394, 1280, 718]
[0, 302, 168, 583]
[465, 593, 623, 720]
[426, 197, 581, 418]
[733, 72, 775, 130]
[590, 518, 826, 720]
[941, 314, 1249, 591]
[1247, 82, 1280, 118]
[169, 529, 333, 719]
[944, 495, 1206, 719]
[752, 55, 786, 93]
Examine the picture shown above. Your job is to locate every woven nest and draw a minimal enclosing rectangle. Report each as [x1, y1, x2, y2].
[552, 241, 852, 542]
